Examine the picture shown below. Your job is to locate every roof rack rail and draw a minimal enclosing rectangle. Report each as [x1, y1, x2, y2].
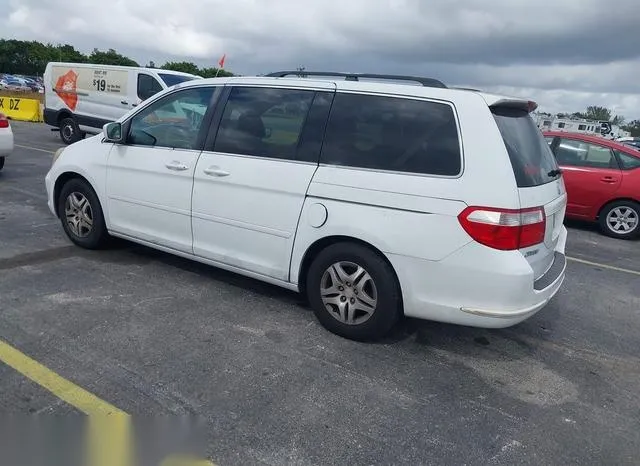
[451, 86, 482, 92]
[264, 71, 447, 89]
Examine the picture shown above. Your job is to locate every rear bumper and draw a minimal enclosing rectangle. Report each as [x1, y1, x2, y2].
[43, 108, 59, 127]
[460, 252, 565, 319]
[388, 226, 568, 328]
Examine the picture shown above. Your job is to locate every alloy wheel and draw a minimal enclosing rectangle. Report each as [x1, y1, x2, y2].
[606, 206, 638, 234]
[64, 192, 94, 238]
[320, 261, 378, 325]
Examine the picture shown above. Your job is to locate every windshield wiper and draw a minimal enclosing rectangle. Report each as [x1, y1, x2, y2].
[548, 169, 562, 177]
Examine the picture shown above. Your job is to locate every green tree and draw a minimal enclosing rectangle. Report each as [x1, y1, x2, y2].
[200, 67, 233, 78]
[89, 48, 138, 66]
[161, 61, 201, 75]
[585, 106, 611, 122]
[54, 44, 87, 63]
[0, 39, 236, 78]
[611, 115, 626, 126]
[622, 120, 640, 137]
[161, 61, 234, 78]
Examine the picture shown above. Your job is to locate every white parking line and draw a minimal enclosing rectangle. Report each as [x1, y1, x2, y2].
[567, 256, 640, 276]
[15, 144, 56, 154]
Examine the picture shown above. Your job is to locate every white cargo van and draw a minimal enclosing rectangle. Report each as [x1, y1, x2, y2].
[43, 62, 201, 144]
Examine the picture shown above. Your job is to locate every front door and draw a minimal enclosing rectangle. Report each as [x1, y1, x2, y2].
[192, 85, 334, 281]
[554, 138, 622, 218]
[106, 85, 216, 252]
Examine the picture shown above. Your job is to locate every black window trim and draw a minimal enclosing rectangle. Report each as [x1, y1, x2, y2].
[112, 84, 223, 152]
[546, 135, 559, 153]
[203, 84, 334, 165]
[317, 90, 464, 179]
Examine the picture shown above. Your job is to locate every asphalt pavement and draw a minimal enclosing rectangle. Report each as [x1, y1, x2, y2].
[1, 121, 639, 465]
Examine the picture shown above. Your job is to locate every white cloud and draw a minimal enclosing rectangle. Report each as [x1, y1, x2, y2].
[2, 0, 640, 118]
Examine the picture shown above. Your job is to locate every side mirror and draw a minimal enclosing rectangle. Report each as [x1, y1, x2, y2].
[103, 122, 123, 143]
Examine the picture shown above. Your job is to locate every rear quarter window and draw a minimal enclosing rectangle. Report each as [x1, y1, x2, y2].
[159, 73, 199, 87]
[615, 151, 640, 170]
[492, 107, 560, 188]
[320, 93, 461, 176]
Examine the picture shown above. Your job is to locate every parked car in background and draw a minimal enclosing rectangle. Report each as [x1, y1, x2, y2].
[544, 131, 640, 239]
[46, 72, 568, 341]
[0, 112, 14, 171]
[43, 62, 201, 145]
[0, 77, 28, 92]
[621, 140, 640, 151]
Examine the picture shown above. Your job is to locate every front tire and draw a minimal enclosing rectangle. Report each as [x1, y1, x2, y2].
[0, 156, 4, 171]
[306, 242, 402, 341]
[57, 178, 110, 249]
[59, 117, 81, 145]
[598, 200, 640, 240]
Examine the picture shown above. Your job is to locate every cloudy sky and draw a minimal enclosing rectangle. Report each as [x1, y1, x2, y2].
[3, 0, 640, 119]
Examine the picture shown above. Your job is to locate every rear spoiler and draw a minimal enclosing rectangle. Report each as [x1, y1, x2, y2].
[491, 99, 538, 113]
[479, 93, 538, 113]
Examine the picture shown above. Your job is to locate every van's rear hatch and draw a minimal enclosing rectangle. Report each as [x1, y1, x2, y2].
[490, 101, 567, 280]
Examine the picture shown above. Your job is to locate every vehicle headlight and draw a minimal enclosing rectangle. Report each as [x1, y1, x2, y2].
[52, 148, 64, 166]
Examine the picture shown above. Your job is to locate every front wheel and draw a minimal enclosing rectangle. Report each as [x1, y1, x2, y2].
[57, 178, 110, 249]
[598, 200, 640, 240]
[306, 243, 402, 341]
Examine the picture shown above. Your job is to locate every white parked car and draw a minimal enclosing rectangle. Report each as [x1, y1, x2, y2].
[0, 113, 14, 170]
[45, 72, 568, 341]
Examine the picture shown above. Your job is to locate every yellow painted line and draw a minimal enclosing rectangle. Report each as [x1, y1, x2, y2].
[0, 338, 125, 417]
[15, 143, 56, 154]
[0, 338, 215, 466]
[566, 256, 640, 276]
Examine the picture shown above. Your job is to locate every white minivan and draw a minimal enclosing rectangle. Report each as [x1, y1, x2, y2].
[45, 71, 568, 341]
[43, 62, 201, 144]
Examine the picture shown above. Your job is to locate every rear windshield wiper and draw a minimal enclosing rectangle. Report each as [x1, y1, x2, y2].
[548, 169, 562, 177]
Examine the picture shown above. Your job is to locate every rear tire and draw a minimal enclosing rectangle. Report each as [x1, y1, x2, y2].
[59, 117, 81, 145]
[306, 242, 402, 341]
[57, 178, 110, 249]
[598, 200, 640, 240]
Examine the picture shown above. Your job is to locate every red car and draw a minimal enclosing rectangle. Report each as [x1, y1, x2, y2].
[543, 131, 640, 239]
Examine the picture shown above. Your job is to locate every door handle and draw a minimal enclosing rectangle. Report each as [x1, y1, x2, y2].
[601, 176, 618, 183]
[165, 161, 189, 171]
[203, 166, 230, 177]
[121, 100, 129, 105]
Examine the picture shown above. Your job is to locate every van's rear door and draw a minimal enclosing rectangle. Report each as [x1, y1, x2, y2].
[491, 105, 567, 279]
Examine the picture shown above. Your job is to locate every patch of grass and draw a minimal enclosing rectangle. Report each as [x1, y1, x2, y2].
[0, 91, 44, 102]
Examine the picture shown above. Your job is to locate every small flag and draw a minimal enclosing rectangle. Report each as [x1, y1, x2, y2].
[218, 54, 226, 69]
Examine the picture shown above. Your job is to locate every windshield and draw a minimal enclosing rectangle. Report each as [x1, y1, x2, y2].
[158, 73, 199, 87]
[492, 107, 560, 188]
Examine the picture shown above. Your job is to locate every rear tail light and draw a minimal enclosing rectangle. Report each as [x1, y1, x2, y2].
[458, 206, 546, 251]
[0, 113, 8, 129]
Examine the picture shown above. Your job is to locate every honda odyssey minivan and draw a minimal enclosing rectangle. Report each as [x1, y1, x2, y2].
[45, 71, 567, 341]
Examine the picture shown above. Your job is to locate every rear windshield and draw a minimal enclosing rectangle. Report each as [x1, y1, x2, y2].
[158, 73, 199, 87]
[492, 107, 560, 188]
